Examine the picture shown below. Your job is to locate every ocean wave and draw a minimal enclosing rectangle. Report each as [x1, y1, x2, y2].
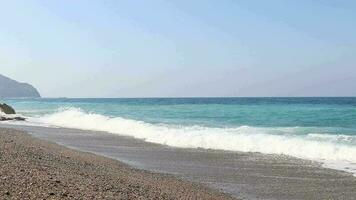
[29, 108, 356, 166]
[307, 133, 356, 144]
[0, 110, 26, 118]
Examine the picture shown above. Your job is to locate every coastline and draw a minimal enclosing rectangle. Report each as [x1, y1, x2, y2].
[1, 124, 356, 199]
[0, 128, 234, 199]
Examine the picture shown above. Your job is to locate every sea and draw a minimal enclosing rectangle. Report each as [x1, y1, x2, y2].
[1, 97, 356, 175]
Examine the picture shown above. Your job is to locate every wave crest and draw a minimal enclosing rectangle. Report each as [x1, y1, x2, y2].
[29, 108, 356, 167]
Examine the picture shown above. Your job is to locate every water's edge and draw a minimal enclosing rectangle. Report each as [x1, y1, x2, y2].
[2, 123, 356, 200]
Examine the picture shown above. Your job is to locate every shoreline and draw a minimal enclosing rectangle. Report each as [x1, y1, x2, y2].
[0, 128, 234, 199]
[2, 124, 356, 199]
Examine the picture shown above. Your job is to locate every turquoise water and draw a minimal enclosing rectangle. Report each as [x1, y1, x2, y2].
[3, 97, 356, 128]
[2, 97, 356, 173]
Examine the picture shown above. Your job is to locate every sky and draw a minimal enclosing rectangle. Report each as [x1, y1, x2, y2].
[0, 0, 356, 97]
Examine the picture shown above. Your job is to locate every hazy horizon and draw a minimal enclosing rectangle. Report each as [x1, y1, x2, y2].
[1, 0, 356, 98]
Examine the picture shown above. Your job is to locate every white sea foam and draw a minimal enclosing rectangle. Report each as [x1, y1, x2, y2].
[307, 133, 356, 143]
[0, 110, 26, 118]
[28, 108, 356, 175]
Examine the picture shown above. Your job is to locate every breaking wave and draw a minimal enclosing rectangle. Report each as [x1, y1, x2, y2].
[28, 107, 356, 171]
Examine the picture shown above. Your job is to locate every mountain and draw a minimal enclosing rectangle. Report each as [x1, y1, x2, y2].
[0, 74, 41, 98]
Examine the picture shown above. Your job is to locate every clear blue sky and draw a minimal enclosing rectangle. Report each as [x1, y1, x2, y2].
[1, 0, 356, 97]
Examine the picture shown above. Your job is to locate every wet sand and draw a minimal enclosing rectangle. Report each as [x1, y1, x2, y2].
[2, 124, 356, 199]
[0, 128, 234, 200]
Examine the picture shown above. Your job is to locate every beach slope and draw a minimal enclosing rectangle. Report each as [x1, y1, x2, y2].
[0, 128, 234, 200]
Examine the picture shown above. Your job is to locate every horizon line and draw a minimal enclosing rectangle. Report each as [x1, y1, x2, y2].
[3, 96, 356, 99]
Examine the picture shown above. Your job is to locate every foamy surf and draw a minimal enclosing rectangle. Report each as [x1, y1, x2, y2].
[25, 107, 356, 176]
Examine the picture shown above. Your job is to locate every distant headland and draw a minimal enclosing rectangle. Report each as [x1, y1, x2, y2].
[0, 74, 40, 98]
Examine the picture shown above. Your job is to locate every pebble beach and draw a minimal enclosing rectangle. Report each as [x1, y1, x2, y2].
[0, 128, 234, 200]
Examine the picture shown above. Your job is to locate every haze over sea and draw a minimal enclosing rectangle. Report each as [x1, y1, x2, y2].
[2, 97, 356, 175]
